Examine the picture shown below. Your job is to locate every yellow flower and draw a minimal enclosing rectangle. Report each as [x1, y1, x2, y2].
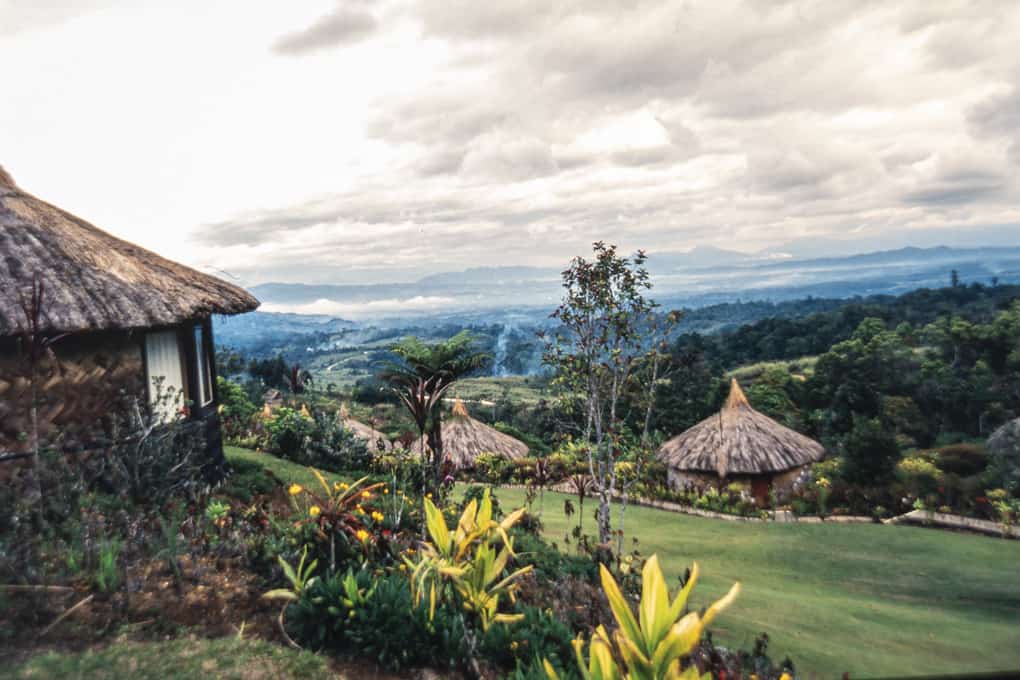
[309, 506, 321, 518]
[371, 511, 384, 522]
[510, 641, 519, 651]
[356, 529, 370, 542]
[361, 490, 372, 499]
[339, 482, 349, 490]
[425, 493, 432, 499]
[383, 488, 389, 495]
[288, 484, 302, 496]
[779, 673, 792, 680]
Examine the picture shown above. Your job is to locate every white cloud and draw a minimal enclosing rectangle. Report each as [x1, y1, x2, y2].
[2, 0, 1019, 285]
[261, 295, 458, 318]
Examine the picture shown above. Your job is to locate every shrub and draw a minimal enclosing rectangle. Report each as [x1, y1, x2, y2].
[480, 604, 576, 676]
[475, 453, 512, 483]
[85, 394, 210, 505]
[512, 530, 597, 582]
[265, 407, 315, 461]
[304, 411, 373, 471]
[286, 570, 468, 672]
[934, 443, 988, 477]
[543, 556, 740, 680]
[842, 416, 900, 486]
[221, 456, 280, 503]
[217, 377, 257, 441]
[896, 457, 942, 497]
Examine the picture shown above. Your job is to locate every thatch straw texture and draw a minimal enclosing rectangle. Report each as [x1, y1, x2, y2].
[414, 399, 528, 470]
[657, 379, 825, 477]
[339, 404, 392, 453]
[0, 164, 259, 335]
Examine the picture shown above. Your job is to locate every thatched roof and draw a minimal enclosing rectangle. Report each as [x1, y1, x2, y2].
[413, 399, 528, 470]
[657, 379, 825, 477]
[0, 164, 259, 336]
[340, 403, 392, 453]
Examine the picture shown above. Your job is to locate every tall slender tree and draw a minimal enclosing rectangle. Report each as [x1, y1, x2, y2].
[541, 242, 674, 547]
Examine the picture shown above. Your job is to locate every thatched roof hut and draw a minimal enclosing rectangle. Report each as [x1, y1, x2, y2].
[339, 404, 392, 453]
[657, 379, 825, 499]
[0, 164, 258, 467]
[414, 399, 528, 470]
[0, 166, 257, 335]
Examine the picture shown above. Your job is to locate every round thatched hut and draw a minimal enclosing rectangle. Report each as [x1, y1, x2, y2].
[0, 164, 259, 466]
[657, 378, 825, 503]
[413, 399, 528, 471]
[339, 404, 392, 454]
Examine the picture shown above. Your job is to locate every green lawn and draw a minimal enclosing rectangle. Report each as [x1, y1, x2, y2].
[496, 487, 1020, 679]
[225, 446, 358, 491]
[225, 448, 1020, 679]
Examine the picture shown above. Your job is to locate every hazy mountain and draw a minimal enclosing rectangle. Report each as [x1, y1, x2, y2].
[247, 245, 1020, 321]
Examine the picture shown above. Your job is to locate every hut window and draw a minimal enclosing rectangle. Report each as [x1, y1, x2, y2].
[193, 325, 213, 406]
[145, 330, 185, 421]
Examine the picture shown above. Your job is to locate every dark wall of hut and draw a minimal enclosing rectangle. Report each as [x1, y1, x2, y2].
[0, 330, 146, 453]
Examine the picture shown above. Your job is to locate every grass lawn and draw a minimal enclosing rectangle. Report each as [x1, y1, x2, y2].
[224, 448, 1020, 678]
[7, 638, 335, 679]
[225, 446, 358, 491]
[495, 487, 1020, 679]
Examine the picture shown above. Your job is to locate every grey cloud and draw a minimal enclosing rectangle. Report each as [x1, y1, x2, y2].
[221, 0, 1020, 282]
[273, 7, 377, 55]
[968, 86, 1020, 165]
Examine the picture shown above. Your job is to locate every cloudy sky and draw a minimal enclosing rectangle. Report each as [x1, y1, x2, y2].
[2, 0, 1019, 286]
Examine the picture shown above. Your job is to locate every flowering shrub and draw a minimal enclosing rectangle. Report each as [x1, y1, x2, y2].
[897, 457, 942, 497]
[287, 471, 387, 570]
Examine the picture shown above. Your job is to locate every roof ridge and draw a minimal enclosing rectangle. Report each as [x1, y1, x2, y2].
[723, 378, 750, 409]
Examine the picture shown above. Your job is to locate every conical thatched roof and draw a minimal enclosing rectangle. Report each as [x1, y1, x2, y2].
[340, 403, 392, 453]
[0, 164, 259, 336]
[657, 379, 825, 477]
[414, 399, 528, 470]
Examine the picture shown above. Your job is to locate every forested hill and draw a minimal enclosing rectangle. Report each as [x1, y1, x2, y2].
[675, 283, 1020, 369]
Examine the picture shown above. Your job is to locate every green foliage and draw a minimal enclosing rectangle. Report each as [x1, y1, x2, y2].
[303, 410, 372, 471]
[544, 556, 740, 680]
[512, 530, 597, 582]
[94, 538, 122, 593]
[481, 604, 578, 677]
[265, 407, 316, 460]
[217, 376, 258, 440]
[287, 569, 469, 672]
[383, 330, 491, 494]
[409, 489, 533, 630]
[896, 457, 942, 497]
[932, 443, 988, 477]
[263, 546, 318, 603]
[221, 455, 281, 503]
[842, 416, 901, 486]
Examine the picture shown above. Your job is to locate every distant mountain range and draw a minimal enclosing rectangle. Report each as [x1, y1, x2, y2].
[247, 245, 1020, 322]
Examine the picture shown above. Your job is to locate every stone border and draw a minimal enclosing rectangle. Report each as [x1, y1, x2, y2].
[884, 509, 1020, 539]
